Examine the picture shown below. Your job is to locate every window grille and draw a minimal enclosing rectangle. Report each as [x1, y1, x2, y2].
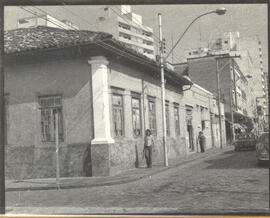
[174, 106, 180, 136]
[165, 103, 170, 136]
[39, 95, 63, 142]
[131, 95, 141, 136]
[148, 98, 156, 135]
[112, 94, 124, 137]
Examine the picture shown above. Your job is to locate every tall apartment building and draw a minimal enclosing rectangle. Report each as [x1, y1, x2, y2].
[17, 14, 79, 30]
[95, 5, 155, 59]
[263, 71, 269, 126]
[237, 36, 267, 124]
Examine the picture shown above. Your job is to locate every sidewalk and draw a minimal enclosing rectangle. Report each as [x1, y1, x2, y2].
[6, 146, 233, 192]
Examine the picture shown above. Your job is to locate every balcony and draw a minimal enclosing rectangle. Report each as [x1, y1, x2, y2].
[119, 32, 154, 51]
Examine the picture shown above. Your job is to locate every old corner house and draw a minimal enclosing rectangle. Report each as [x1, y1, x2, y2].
[4, 26, 225, 179]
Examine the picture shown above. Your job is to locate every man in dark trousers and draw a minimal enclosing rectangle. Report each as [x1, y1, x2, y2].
[144, 129, 155, 168]
[198, 131, 206, 153]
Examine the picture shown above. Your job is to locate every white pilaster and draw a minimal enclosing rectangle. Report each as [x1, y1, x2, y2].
[88, 56, 114, 145]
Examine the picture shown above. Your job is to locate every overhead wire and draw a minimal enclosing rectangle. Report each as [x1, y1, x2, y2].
[18, 6, 163, 74]
[9, 6, 219, 140]
[16, 5, 194, 111]
[28, 6, 188, 74]
[29, 5, 193, 81]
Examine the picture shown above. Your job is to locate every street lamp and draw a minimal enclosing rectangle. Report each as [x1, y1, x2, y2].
[215, 8, 227, 15]
[158, 8, 226, 166]
[165, 8, 227, 61]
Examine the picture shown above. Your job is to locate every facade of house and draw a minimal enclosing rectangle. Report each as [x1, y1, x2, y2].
[183, 84, 226, 151]
[4, 26, 225, 180]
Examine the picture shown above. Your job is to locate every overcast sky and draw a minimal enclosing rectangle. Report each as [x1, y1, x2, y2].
[4, 4, 268, 71]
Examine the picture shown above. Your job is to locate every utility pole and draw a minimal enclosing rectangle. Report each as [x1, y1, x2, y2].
[142, 80, 146, 140]
[230, 58, 235, 144]
[0, 1, 5, 214]
[215, 55, 240, 148]
[171, 32, 174, 64]
[229, 89, 235, 144]
[158, 13, 168, 167]
[216, 58, 223, 149]
[55, 112, 60, 190]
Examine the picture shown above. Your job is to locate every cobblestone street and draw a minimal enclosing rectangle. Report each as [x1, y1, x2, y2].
[6, 147, 269, 215]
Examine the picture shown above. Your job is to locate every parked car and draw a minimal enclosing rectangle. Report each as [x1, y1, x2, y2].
[256, 132, 269, 165]
[234, 132, 256, 151]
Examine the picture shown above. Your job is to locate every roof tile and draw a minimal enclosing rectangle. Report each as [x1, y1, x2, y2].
[4, 26, 112, 54]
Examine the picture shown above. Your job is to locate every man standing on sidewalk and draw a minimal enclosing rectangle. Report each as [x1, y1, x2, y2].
[198, 131, 206, 153]
[144, 129, 155, 168]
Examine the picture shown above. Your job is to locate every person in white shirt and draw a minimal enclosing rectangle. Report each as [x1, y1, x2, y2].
[144, 129, 155, 168]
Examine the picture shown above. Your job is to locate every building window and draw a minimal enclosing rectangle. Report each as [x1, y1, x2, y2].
[142, 31, 152, 37]
[131, 94, 142, 136]
[112, 93, 124, 137]
[119, 32, 131, 40]
[39, 95, 63, 142]
[201, 120, 205, 130]
[143, 49, 154, 55]
[148, 97, 156, 135]
[143, 40, 153, 46]
[18, 19, 29, 24]
[118, 22, 131, 31]
[174, 105, 180, 136]
[165, 103, 170, 136]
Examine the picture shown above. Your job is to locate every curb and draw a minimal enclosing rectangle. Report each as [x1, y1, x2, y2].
[6, 147, 231, 192]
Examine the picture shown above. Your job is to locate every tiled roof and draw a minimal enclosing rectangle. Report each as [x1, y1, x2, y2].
[4, 26, 192, 86]
[4, 26, 112, 54]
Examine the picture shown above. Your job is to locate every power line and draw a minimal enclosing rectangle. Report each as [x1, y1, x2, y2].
[26, 5, 185, 64]
[17, 6, 159, 71]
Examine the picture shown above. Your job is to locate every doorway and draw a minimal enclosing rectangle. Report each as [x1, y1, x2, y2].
[187, 124, 194, 151]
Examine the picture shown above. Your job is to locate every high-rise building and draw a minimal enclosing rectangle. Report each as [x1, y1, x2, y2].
[17, 14, 79, 30]
[237, 36, 267, 118]
[95, 5, 155, 60]
[263, 71, 269, 127]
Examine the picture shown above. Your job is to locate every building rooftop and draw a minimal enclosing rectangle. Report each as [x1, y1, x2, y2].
[4, 26, 112, 54]
[4, 26, 192, 86]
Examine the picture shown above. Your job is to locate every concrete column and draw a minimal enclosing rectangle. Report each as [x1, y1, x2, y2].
[88, 56, 114, 176]
[88, 56, 114, 145]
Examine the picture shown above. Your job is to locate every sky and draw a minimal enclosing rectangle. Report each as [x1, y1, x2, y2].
[4, 4, 268, 71]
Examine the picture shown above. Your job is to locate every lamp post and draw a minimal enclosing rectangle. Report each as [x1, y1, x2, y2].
[158, 8, 226, 166]
[165, 8, 226, 61]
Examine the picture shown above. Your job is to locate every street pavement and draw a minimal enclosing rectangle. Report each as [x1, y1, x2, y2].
[5, 146, 269, 215]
